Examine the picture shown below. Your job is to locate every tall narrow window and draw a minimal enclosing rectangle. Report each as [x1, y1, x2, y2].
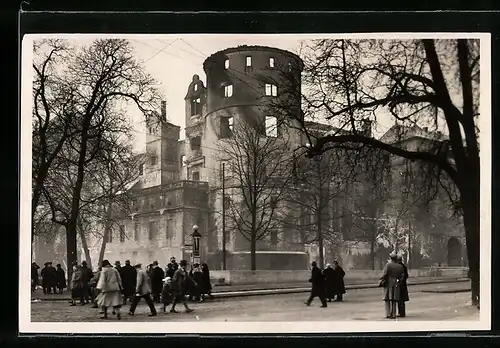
[191, 98, 201, 116]
[194, 84, 198, 91]
[270, 230, 278, 246]
[192, 171, 200, 181]
[265, 116, 277, 137]
[228, 117, 234, 132]
[269, 57, 275, 68]
[265, 84, 277, 96]
[119, 225, 125, 243]
[224, 59, 229, 69]
[224, 85, 233, 98]
[149, 221, 157, 241]
[134, 223, 140, 241]
[181, 155, 186, 167]
[139, 164, 144, 175]
[166, 219, 173, 245]
[246, 56, 252, 67]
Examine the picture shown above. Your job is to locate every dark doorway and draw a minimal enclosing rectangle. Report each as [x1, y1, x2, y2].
[447, 237, 462, 267]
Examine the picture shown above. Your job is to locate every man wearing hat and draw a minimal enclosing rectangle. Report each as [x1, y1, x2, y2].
[396, 255, 409, 317]
[379, 252, 405, 319]
[151, 261, 165, 303]
[128, 263, 157, 317]
[121, 260, 137, 305]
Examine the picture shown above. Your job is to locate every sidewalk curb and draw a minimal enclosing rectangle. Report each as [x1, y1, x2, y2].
[211, 278, 469, 299]
[32, 278, 469, 302]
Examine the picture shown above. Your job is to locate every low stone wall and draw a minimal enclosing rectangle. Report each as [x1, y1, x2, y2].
[209, 267, 468, 285]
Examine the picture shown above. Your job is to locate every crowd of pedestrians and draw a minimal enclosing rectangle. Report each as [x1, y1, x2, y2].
[32, 257, 214, 320]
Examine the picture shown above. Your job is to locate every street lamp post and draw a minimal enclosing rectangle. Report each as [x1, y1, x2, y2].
[192, 225, 202, 265]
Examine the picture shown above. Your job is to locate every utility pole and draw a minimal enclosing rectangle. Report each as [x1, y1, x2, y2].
[222, 162, 227, 270]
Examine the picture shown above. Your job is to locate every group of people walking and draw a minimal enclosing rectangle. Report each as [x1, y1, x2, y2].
[305, 254, 409, 319]
[305, 260, 346, 308]
[56, 256, 213, 320]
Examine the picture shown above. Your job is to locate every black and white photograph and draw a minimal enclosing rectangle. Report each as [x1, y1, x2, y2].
[19, 33, 491, 333]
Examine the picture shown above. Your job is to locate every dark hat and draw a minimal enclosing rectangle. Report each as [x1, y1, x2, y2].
[170, 257, 176, 261]
[134, 263, 142, 268]
[102, 260, 111, 267]
[125, 260, 131, 264]
[44, 262, 51, 266]
[56, 264, 61, 267]
[115, 261, 121, 265]
[311, 261, 317, 267]
[179, 260, 187, 267]
[153, 261, 159, 266]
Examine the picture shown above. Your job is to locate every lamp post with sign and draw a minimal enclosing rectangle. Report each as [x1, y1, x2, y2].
[191, 225, 202, 265]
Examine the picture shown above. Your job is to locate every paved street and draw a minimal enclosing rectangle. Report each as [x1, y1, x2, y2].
[30, 282, 478, 322]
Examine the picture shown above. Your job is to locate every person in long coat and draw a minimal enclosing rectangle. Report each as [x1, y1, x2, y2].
[80, 261, 94, 304]
[55, 264, 66, 294]
[41, 262, 57, 294]
[96, 259, 123, 320]
[121, 260, 137, 305]
[170, 260, 196, 313]
[380, 252, 405, 319]
[128, 263, 157, 317]
[151, 261, 165, 303]
[304, 261, 327, 308]
[332, 260, 346, 301]
[190, 264, 203, 302]
[31, 262, 40, 292]
[396, 255, 409, 317]
[200, 263, 213, 301]
[70, 265, 83, 306]
[323, 264, 336, 302]
[89, 267, 102, 309]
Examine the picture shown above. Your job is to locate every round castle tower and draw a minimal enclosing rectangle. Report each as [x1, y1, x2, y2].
[184, 45, 308, 270]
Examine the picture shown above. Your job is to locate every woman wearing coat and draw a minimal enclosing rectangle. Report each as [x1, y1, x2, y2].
[332, 260, 346, 302]
[396, 255, 409, 317]
[200, 263, 214, 301]
[323, 264, 336, 302]
[55, 264, 66, 294]
[96, 259, 123, 320]
[70, 265, 83, 306]
[380, 252, 405, 319]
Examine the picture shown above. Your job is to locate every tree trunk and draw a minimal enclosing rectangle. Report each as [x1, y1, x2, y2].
[66, 116, 92, 281]
[317, 210, 324, 269]
[250, 238, 257, 271]
[370, 232, 376, 270]
[78, 219, 93, 270]
[98, 203, 113, 268]
[461, 190, 480, 308]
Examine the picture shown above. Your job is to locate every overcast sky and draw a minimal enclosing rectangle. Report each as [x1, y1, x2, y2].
[31, 34, 481, 153]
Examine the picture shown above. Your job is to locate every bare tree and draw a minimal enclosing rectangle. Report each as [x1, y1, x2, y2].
[32, 38, 162, 278]
[217, 114, 293, 270]
[284, 141, 353, 269]
[285, 38, 480, 306]
[32, 39, 75, 240]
